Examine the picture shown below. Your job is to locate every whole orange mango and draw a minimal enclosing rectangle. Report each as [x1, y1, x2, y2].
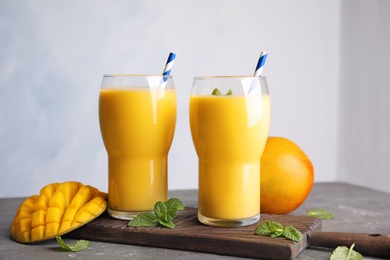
[260, 137, 314, 214]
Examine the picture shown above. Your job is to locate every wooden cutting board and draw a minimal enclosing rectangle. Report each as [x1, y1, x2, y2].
[65, 207, 322, 260]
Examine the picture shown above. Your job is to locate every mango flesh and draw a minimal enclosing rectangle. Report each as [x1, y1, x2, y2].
[10, 181, 107, 243]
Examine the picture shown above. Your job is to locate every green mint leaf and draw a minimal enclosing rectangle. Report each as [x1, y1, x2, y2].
[255, 221, 284, 238]
[162, 220, 175, 229]
[330, 243, 363, 260]
[127, 198, 184, 229]
[307, 209, 334, 220]
[255, 221, 303, 242]
[165, 198, 185, 211]
[158, 214, 175, 228]
[282, 226, 303, 242]
[154, 201, 168, 219]
[55, 236, 90, 252]
[212, 88, 222, 95]
[165, 198, 185, 218]
[211, 88, 233, 95]
[128, 212, 158, 227]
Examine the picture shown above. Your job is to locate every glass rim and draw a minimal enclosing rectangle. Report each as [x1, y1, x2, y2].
[194, 75, 266, 80]
[103, 74, 173, 78]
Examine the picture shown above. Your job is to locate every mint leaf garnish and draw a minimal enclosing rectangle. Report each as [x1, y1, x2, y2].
[154, 201, 168, 219]
[165, 198, 185, 217]
[128, 212, 158, 227]
[158, 214, 175, 228]
[255, 221, 303, 242]
[128, 198, 184, 229]
[255, 221, 284, 238]
[55, 236, 90, 252]
[307, 209, 334, 220]
[211, 88, 233, 95]
[212, 88, 222, 95]
[330, 243, 363, 260]
[283, 226, 303, 242]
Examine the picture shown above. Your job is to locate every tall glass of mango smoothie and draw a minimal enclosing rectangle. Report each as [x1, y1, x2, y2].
[99, 74, 176, 220]
[190, 76, 270, 227]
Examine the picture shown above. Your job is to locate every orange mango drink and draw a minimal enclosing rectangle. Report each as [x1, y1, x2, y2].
[99, 75, 176, 219]
[190, 76, 270, 226]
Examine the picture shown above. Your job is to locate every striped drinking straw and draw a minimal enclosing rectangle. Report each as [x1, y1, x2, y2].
[160, 52, 176, 88]
[254, 51, 268, 77]
[248, 51, 267, 93]
[163, 52, 176, 77]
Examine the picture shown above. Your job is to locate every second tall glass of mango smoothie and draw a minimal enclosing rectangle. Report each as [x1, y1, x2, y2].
[99, 74, 177, 220]
[190, 76, 270, 227]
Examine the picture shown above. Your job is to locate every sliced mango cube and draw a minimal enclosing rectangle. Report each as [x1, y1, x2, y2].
[44, 222, 60, 239]
[46, 207, 62, 224]
[31, 209, 46, 228]
[33, 195, 49, 212]
[31, 225, 45, 240]
[10, 181, 107, 243]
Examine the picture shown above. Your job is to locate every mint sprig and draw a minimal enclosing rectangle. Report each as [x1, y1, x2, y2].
[212, 88, 233, 95]
[128, 198, 184, 229]
[255, 221, 302, 242]
[330, 243, 363, 260]
[307, 209, 334, 220]
[282, 225, 303, 242]
[55, 236, 90, 252]
[127, 212, 158, 227]
[255, 221, 284, 238]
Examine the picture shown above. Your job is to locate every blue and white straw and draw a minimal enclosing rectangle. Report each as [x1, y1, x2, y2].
[160, 52, 176, 88]
[163, 52, 176, 77]
[254, 51, 268, 77]
[249, 51, 268, 93]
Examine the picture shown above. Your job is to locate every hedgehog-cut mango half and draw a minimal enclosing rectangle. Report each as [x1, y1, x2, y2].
[10, 181, 107, 243]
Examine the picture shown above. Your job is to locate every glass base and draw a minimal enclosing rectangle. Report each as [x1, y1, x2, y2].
[108, 208, 152, 220]
[198, 212, 260, 227]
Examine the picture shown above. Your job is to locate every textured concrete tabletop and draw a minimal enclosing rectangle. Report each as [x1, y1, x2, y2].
[1, 182, 389, 259]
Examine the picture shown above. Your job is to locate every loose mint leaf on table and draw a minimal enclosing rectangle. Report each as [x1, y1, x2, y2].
[255, 221, 303, 242]
[128, 198, 184, 229]
[56, 236, 90, 252]
[330, 243, 363, 260]
[307, 209, 334, 220]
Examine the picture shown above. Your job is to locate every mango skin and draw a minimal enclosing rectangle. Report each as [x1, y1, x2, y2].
[10, 181, 107, 243]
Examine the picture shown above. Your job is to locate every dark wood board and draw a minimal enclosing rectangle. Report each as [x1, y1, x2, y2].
[65, 207, 322, 260]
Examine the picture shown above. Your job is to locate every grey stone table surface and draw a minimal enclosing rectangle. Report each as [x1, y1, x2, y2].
[1, 182, 389, 260]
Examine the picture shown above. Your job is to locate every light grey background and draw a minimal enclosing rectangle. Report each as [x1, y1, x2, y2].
[0, 0, 389, 197]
